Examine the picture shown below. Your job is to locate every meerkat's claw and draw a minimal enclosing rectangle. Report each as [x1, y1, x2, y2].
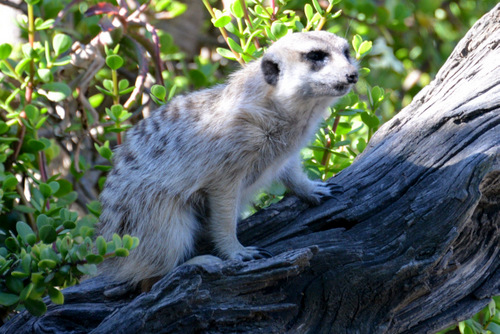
[327, 183, 344, 195]
[231, 246, 273, 261]
[253, 247, 274, 258]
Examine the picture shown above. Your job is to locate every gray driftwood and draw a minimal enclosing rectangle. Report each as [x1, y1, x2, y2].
[3, 4, 500, 334]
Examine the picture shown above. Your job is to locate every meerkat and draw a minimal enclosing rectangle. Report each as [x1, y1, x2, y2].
[97, 31, 358, 286]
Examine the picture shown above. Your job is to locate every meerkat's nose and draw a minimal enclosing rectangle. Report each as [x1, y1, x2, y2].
[346, 72, 358, 84]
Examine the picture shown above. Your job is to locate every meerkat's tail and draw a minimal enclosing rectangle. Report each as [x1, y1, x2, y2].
[98, 197, 200, 287]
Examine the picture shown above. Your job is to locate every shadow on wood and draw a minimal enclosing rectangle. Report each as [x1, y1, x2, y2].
[2, 4, 499, 334]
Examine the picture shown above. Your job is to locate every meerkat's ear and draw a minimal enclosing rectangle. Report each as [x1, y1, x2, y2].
[261, 54, 280, 86]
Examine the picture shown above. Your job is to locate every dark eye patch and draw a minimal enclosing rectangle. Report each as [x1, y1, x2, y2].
[343, 48, 351, 60]
[305, 50, 329, 62]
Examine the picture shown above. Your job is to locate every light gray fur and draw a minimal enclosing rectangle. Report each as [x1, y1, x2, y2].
[97, 31, 358, 286]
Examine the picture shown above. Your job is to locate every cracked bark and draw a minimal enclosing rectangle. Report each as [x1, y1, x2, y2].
[2, 4, 500, 334]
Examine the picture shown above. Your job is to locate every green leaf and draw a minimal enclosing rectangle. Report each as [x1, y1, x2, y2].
[48, 287, 64, 305]
[358, 40, 373, 58]
[2, 174, 18, 190]
[86, 200, 101, 217]
[25, 104, 39, 121]
[119, 86, 134, 95]
[5, 237, 19, 252]
[168, 85, 177, 101]
[213, 15, 232, 28]
[310, 12, 322, 25]
[38, 259, 57, 269]
[230, 0, 244, 18]
[89, 93, 104, 108]
[0, 60, 14, 78]
[0, 43, 13, 60]
[54, 179, 72, 198]
[216, 47, 237, 60]
[53, 34, 72, 56]
[110, 104, 123, 120]
[26, 139, 46, 153]
[122, 234, 133, 249]
[112, 234, 122, 248]
[164, 1, 187, 17]
[360, 112, 380, 128]
[21, 44, 37, 60]
[35, 116, 48, 130]
[151, 84, 167, 101]
[227, 37, 243, 54]
[40, 247, 59, 262]
[62, 220, 76, 229]
[35, 18, 55, 30]
[131, 235, 138, 249]
[0, 121, 9, 135]
[40, 82, 72, 102]
[96, 236, 107, 256]
[304, 4, 313, 22]
[312, 0, 324, 14]
[331, 9, 342, 19]
[36, 214, 52, 229]
[352, 35, 363, 53]
[6, 276, 23, 294]
[25, 0, 40, 7]
[95, 165, 112, 172]
[21, 254, 31, 273]
[14, 58, 30, 77]
[76, 264, 97, 276]
[16, 221, 36, 246]
[106, 55, 124, 70]
[371, 86, 384, 101]
[11, 270, 29, 278]
[488, 323, 500, 334]
[118, 79, 129, 91]
[85, 254, 104, 264]
[37, 68, 52, 83]
[59, 265, 70, 276]
[0, 292, 19, 306]
[24, 298, 47, 316]
[271, 22, 288, 39]
[94, 143, 113, 161]
[39, 225, 57, 243]
[102, 79, 113, 92]
[39, 183, 53, 198]
[188, 69, 207, 89]
[359, 67, 370, 76]
[19, 283, 33, 301]
[488, 299, 496, 318]
[48, 181, 60, 194]
[115, 248, 129, 257]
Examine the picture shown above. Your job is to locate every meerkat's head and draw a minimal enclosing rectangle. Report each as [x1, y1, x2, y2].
[261, 31, 358, 104]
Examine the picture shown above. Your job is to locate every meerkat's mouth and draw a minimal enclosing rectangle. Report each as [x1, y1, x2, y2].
[334, 83, 349, 92]
[333, 83, 352, 95]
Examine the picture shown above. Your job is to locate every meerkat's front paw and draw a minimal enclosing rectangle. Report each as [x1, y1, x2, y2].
[228, 245, 273, 262]
[298, 181, 344, 205]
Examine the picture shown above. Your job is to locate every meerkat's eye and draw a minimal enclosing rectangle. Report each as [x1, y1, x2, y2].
[305, 50, 329, 62]
[343, 48, 351, 60]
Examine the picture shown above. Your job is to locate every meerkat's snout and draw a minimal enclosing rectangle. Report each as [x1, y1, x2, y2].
[346, 72, 359, 84]
[333, 71, 358, 94]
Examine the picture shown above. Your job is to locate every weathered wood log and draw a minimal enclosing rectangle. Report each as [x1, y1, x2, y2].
[3, 4, 499, 334]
